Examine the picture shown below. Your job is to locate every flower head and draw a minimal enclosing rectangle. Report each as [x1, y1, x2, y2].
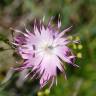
[12, 17, 79, 88]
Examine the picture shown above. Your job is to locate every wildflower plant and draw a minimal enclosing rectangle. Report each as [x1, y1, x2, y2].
[11, 17, 79, 89]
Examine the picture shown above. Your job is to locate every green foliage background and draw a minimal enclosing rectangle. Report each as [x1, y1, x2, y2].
[0, 0, 96, 96]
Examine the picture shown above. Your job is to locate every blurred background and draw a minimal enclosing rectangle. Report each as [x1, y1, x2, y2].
[0, 0, 96, 96]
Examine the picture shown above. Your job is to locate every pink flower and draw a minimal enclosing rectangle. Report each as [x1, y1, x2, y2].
[12, 18, 79, 88]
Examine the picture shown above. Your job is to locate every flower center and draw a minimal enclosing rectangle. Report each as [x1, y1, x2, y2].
[47, 45, 54, 50]
[37, 41, 55, 56]
[42, 44, 54, 55]
[44, 45, 53, 51]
